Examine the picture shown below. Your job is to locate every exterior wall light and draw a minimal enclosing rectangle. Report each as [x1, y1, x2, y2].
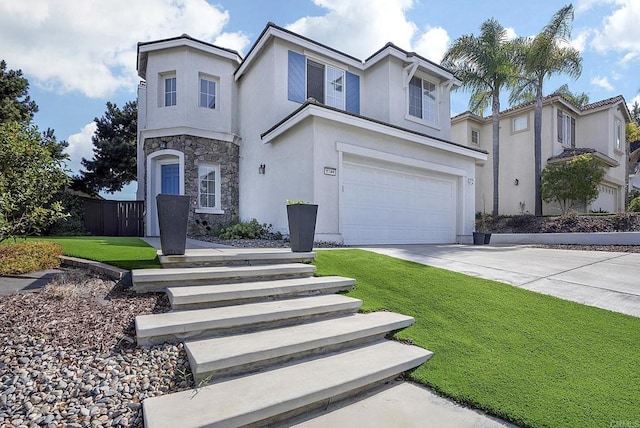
[514, 179, 519, 186]
[159, 141, 167, 149]
[258, 163, 266, 174]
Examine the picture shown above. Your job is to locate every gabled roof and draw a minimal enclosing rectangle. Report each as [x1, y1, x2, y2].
[261, 99, 487, 161]
[137, 34, 242, 79]
[547, 148, 619, 167]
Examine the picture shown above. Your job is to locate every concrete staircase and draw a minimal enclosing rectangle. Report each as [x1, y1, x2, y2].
[132, 248, 432, 427]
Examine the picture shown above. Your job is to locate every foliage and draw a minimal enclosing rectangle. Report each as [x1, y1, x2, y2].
[443, 19, 518, 216]
[286, 199, 310, 205]
[0, 60, 38, 124]
[0, 122, 70, 242]
[627, 122, 640, 143]
[511, 5, 583, 216]
[45, 191, 88, 236]
[552, 83, 589, 107]
[0, 241, 63, 275]
[541, 153, 605, 215]
[78, 101, 137, 194]
[215, 218, 278, 240]
[31, 236, 160, 270]
[629, 196, 640, 213]
[314, 249, 640, 428]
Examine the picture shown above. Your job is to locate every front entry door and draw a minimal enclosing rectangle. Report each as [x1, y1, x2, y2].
[161, 164, 179, 195]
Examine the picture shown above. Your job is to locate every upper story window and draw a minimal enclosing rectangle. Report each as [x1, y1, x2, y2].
[287, 50, 360, 114]
[408, 75, 438, 126]
[199, 76, 216, 109]
[471, 129, 480, 145]
[164, 76, 176, 107]
[512, 114, 528, 133]
[557, 109, 575, 147]
[615, 118, 622, 151]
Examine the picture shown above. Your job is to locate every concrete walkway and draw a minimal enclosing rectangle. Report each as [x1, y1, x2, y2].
[363, 244, 640, 318]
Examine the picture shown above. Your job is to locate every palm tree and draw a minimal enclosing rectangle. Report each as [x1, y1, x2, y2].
[442, 19, 517, 216]
[511, 5, 583, 216]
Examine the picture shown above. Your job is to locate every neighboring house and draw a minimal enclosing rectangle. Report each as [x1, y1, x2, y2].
[136, 23, 487, 245]
[451, 94, 631, 215]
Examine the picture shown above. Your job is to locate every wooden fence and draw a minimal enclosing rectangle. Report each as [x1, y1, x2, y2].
[81, 198, 144, 237]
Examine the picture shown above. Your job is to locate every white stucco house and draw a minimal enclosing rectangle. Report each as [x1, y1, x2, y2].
[136, 23, 487, 245]
[451, 94, 631, 215]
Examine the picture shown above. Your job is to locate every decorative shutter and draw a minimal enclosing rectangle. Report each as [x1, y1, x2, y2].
[570, 117, 576, 147]
[557, 109, 563, 143]
[345, 72, 360, 114]
[288, 50, 305, 103]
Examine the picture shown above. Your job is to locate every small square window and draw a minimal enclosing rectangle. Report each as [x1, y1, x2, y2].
[512, 114, 528, 133]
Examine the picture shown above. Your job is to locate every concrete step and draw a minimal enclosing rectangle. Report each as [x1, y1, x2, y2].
[131, 263, 316, 293]
[135, 294, 362, 346]
[143, 341, 432, 428]
[167, 276, 356, 310]
[158, 248, 316, 268]
[185, 311, 415, 383]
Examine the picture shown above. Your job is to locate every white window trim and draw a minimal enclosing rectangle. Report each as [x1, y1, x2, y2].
[471, 128, 480, 145]
[512, 114, 529, 134]
[614, 117, 623, 152]
[195, 163, 224, 214]
[159, 71, 176, 108]
[305, 58, 346, 110]
[199, 73, 219, 110]
[405, 73, 440, 129]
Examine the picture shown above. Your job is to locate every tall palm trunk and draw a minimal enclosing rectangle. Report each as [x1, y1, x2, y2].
[492, 93, 500, 216]
[534, 79, 543, 216]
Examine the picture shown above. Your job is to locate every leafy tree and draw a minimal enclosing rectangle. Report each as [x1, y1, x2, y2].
[0, 60, 39, 124]
[553, 83, 589, 107]
[511, 5, 583, 216]
[0, 122, 69, 242]
[79, 101, 137, 193]
[541, 153, 605, 215]
[443, 19, 518, 216]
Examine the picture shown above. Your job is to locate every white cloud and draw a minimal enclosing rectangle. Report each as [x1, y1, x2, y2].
[591, 76, 614, 91]
[570, 30, 591, 52]
[591, 0, 640, 57]
[413, 27, 450, 63]
[504, 27, 518, 41]
[65, 122, 97, 175]
[575, 0, 613, 13]
[286, 0, 449, 61]
[0, 0, 250, 98]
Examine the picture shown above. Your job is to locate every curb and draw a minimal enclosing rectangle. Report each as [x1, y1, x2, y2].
[60, 256, 132, 286]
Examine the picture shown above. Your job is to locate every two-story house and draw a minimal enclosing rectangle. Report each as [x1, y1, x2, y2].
[136, 23, 487, 245]
[451, 94, 631, 215]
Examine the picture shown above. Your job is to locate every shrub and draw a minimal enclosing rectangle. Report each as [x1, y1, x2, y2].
[46, 192, 87, 236]
[628, 196, 640, 213]
[0, 241, 63, 275]
[215, 219, 279, 240]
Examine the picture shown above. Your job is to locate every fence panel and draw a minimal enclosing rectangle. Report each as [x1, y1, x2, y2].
[81, 198, 144, 237]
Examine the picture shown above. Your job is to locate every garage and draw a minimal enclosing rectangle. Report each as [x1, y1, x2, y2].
[341, 157, 457, 245]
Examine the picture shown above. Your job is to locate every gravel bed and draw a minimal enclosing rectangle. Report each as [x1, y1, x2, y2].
[533, 244, 640, 253]
[188, 235, 346, 248]
[0, 269, 194, 427]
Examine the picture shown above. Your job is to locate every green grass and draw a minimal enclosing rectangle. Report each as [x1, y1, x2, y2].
[29, 236, 161, 270]
[314, 249, 640, 428]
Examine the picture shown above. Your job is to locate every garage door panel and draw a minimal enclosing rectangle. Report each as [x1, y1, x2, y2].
[342, 160, 456, 245]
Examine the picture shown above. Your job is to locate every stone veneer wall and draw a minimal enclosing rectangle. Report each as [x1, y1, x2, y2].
[144, 135, 239, 234]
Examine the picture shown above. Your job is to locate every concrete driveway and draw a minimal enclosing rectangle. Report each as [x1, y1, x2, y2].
[363, 245, 640, 318]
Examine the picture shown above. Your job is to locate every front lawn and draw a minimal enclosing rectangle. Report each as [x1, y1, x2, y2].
[314, 249, 640, 428]
[29, 236, 161, 270]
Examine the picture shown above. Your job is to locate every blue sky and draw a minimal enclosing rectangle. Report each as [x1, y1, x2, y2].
[1, 0, 638, 199]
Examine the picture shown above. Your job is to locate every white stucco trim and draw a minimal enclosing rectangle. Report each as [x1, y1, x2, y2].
[263, 104, 487, 161]
[140, 127, 239, 144]
[235, 26, 364, 80]
[145, 149, 185, 236]
[336, 142, 468, 179]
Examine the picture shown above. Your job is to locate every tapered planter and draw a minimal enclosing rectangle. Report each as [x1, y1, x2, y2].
[156, 194, 190, 256]
[287, 204, 318, 252]
[472, 232, 485, 245]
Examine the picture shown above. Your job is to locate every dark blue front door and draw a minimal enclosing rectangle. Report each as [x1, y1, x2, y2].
[161, 164, 179, 195]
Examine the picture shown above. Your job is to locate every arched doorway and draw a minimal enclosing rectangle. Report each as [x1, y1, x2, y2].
[146, 149, 185, 236]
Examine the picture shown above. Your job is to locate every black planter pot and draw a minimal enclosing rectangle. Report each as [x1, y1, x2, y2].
[473, 232, 485, 245]
[484, 233, 492, 245]
[156, 194, 190, 256]
[287, 204, 318, 252]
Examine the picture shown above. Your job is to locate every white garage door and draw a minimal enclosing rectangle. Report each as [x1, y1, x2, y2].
[342, 159, 457, 245]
